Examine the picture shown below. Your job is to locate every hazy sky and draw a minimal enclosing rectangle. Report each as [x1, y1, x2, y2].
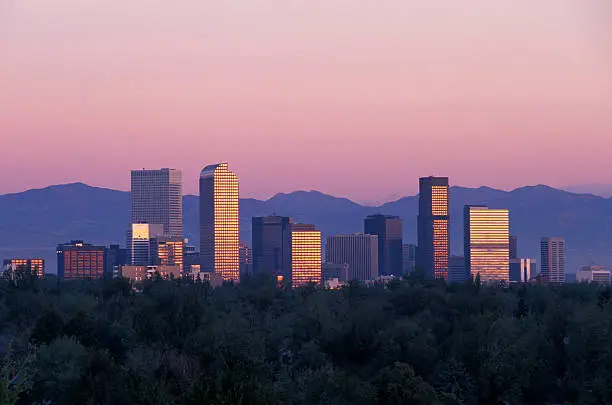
[1, 0, 611, 203]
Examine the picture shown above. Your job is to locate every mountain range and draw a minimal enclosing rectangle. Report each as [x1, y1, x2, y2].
[1, 183, 611, 274]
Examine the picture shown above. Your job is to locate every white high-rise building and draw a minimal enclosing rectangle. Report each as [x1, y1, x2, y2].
[326, 234, 378, 281]
[540, 237, 565, 283]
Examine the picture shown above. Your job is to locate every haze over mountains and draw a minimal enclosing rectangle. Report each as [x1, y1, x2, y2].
[0, 183, 611, 274]
[562, 184, 612, 198]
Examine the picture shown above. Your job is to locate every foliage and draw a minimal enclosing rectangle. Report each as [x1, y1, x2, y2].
[0, 276, 611, 404]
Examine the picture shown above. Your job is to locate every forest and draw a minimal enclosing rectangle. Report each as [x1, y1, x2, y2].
[1, 272, 612, 405]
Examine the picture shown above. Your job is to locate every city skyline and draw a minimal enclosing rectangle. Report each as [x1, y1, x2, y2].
[2, 1, 612, 202]
[0, 163, 597, 284]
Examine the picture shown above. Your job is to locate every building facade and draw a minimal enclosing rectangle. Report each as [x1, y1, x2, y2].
[57, 241, 105, 280]
[509, 236, 518, 259]
[402, 244, 417, 275]
[510, 258, 532, 283]
[325, 233, 378, 281]
[576, 265, 611, 284]
[322, 263, 349, 283]
[130, 168, 183, 238]
[2, 259, 45, 279]
[540, 237, 566, 284]
[464, 206, 510, 283]
[448, 255, 466, 283]
[104, 245, 128, 278]
[131, 223, 164, 266]
[183, 242, 200, 275]
[417, 176, 450, 280]
[364, 214, 402, 276]
[200, 163, 240, 282]
[291, 224, 322, 288]
[155, 237, 184, 271]
[252, 216, 292, 281]
[239, 241, 252, 278]
[326, 234, 378, 281]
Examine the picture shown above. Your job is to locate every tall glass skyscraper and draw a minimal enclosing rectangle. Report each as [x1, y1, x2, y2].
[464, 205, 510, 283]
[130, 168, 183, 238]
[540, 237, 565, 283]
[417, 176, 450, 280]
[364, 214, 403, 276]
[200, 163, 240, 282]
[291, 224, 322, 288]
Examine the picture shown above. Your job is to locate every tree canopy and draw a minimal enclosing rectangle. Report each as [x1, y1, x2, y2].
[1, 274, 611, 404]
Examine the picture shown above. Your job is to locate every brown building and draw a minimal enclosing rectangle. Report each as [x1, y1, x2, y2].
[57, 241, 105, 280]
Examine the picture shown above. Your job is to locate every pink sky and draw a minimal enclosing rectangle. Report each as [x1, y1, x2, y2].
[1, 0, 611, 203]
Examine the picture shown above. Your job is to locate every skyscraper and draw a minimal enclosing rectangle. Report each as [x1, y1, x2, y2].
[131, 169, 183, 238]
[200, 163, 240, 282]
[326, 234, 379, 281]
[364, 214, 402, 276]
[57, 241, 105, 280]
[540, 237, 565, 283]
[291, 224, 322, 288]
[252, 216, 292, 282]
[417, 176, 450, 280]
[464, 206, 510, 283]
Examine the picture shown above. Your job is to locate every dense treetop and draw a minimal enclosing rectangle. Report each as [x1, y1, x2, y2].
[1, 273, 612, 404]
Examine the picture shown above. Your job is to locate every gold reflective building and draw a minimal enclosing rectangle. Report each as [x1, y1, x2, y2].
[291, 224, 322, 288]
[156, 238, 184, 272]
[464, 206, 510, 283]
[417, 177, 450, 280]
[200, 163, 240, 282]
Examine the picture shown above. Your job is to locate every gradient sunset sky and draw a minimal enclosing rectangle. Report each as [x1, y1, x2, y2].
[1, 0, 611, 203]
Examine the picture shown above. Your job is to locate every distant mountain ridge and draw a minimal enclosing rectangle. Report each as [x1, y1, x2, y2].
[562, 183, 612, 198]
[1, 182, 611, 274]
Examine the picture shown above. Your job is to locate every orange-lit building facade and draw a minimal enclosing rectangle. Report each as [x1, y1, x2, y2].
[155, 238, 184, 272]
[2, 259, 45, 278]
[464, 206, 510, 283]
[57, 241, 105, 280]
[200, 163, 240, 282]
[291, 224, 322, 288]
[417, 177, 450, 280]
